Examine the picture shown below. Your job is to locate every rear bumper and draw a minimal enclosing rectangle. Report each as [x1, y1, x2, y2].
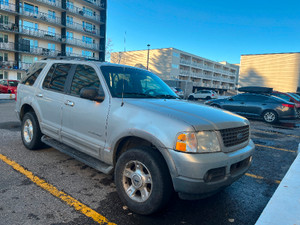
[169, 140, 255, 199]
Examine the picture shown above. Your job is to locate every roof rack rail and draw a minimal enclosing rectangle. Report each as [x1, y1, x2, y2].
[41, 56, 101, 61]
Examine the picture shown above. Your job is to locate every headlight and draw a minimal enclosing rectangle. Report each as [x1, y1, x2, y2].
[175, 131, 221, 153]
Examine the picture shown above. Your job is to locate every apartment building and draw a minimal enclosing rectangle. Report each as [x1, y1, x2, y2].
[239, 53, 300, 92]
[111, 48, 238, 94]
[0, 0, 106, 80]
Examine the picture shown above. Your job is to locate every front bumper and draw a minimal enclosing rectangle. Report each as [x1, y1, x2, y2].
[168, 140, 255, 199]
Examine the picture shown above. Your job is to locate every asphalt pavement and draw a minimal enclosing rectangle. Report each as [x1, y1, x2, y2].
[0, 99, 299, 225]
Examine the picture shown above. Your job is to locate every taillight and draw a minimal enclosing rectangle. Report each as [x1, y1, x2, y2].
[212, 94, 214, 96]
[282, 103, 294, 108]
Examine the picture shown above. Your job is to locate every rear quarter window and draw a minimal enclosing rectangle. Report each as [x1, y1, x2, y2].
[21, 63, 46, 86]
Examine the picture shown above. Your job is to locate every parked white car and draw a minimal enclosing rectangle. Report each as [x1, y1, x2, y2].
[188, 90, 218, 100]
[170, 87, 184, 98]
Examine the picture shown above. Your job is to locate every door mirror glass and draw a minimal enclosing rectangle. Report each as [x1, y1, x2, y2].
[80, 87, 104, 102]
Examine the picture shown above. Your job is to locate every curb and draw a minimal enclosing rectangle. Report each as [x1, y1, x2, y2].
[255, 144, 300, 225]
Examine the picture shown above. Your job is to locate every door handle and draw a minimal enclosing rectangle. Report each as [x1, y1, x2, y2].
[36, 93, 43, 98]
[65, 100, 75, 107]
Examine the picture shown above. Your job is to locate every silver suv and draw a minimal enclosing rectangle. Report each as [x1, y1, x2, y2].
[16, 59, 255, 215]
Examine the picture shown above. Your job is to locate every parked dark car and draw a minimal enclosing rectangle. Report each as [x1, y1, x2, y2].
[0, 80, 19, 93]
[270, 91, 300, 118]
[205, 93, 297, 123]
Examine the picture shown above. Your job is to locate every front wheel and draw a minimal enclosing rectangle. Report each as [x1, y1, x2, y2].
[188, 95, 194, 100]
[21, 111, 43, 150]
[115, 148, 173, 215]
[262, 110, 278, 123]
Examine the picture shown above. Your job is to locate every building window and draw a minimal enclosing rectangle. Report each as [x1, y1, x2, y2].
[48, 26, 55, 36]
[173, 52, 179, 58]
[0, 33, 8, 43]
[23, 20, 38, 31]
[66, 0, 73, 9]
[0, 52, 8, 61]
[48, 0, 56, 3]
[23, 38, 38, 49]
[4, 71, 8, 79]
[66, 31, 73, 40]
[24, 3, 38, 14]
[82, 36, 92, 44]
[0, 15, 9, 25]
[17, 72, 22, 80]
[0, 0, 9, 6]
[82, 6, 94, 17]
[48, 10, 56, 20]
[172, 64, 179, 69]
[67, 16, 73, 25]
[0, 71, 3, 79]
[48, 43, 55, 51]
[66, 47, 73, 55]
[82, 21, 93, 32]
[82, 50, 93, 58]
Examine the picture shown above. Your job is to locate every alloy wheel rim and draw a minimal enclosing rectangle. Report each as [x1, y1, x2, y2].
[264, 112, 275, 122]
[122, 160, 152, 203]
[23, 119, 33, 143]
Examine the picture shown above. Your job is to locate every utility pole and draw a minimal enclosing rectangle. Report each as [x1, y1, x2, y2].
[147, 44, 150, 70]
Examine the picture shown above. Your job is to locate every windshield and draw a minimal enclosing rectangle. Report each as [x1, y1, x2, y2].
[288, 93, 300, 101]
[100, 65, 178, 99]
[8, 81, 19, 87]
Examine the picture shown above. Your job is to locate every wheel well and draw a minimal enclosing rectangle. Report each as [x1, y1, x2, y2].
[113, 136, 161, 166]
[20, 104, 34, 120]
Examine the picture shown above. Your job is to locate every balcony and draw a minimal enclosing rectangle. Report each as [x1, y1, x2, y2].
[0, 21, 18, 33]
[66, 5, 102, 23]
[18, 44, 62, 57]
[66, 52, 98, 60]
[19, 62, 32, 70]
[65, 37, 99, 50]
[82, 0, 105, 9]
[180, 59, 191, 65]
[0, 42, 15, 51]
[179, 69, 190, 76]
[0, 61, 18, 70]
[67, 21, 101, 37]
[0, 2, 16, 13]
[34, 0, 62, 9]
[19, 8, 61, 25]
[191, 72, 202, 78]
[20, 26, 62, 42]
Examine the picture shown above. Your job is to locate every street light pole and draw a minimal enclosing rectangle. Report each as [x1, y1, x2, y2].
[147, 44, 150, 70]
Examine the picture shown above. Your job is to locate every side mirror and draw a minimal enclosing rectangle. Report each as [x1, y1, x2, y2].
[80, 87, 104, 102]
[228, 97, 233, 101]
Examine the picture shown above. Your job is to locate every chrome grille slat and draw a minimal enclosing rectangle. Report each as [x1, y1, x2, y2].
[220, 125, 249, 147]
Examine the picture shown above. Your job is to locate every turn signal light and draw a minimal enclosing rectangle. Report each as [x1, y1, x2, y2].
[282, 104, 294, 108]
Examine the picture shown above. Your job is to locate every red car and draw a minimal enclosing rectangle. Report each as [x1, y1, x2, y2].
[0, 80, 19, 94]
[271, 91, 300, 118]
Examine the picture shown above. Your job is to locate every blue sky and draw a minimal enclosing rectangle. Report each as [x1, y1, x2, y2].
[106, 0, 300, 64]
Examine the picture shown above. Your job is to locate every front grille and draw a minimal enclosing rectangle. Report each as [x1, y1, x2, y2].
[220, 125, 249, 147]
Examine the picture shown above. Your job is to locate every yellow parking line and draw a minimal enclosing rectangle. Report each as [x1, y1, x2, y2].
[255, 144, 296, 153]
[252, 129, 300, 139]
[245, 173, 281, 184]
[0, 154, 116, 225]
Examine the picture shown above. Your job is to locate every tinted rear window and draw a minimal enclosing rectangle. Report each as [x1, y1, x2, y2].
[8, 81, 19, 87]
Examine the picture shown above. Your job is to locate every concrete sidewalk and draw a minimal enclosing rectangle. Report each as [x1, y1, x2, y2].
[255, 144, 300, 225]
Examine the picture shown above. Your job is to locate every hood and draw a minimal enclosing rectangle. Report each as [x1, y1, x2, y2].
[124, 99, 249, 131]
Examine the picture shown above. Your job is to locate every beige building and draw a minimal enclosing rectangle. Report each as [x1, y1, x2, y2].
[0, 0, 107, 80]
[239, 53, 300, 92]
[111, 47, 238, 94]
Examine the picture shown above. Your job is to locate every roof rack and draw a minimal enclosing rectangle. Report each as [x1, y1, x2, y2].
[41, 56, 101, 61]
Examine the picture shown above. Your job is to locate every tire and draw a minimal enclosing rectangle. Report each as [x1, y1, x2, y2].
[115, 148, 173, 215]
[21, 111, 43, 150]
[262, 110, 278, 123]
[188, 95, 194, 100]
[297, 109, 300, 119]
[205, 96, 211, 100]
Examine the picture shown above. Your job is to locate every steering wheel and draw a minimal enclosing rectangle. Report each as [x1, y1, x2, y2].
[144, 89, 157, 95]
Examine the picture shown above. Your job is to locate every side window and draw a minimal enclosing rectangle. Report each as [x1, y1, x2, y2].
[232, 94, 247, 101]
[21, 63, 46, 86]
[70, 65, 103, 97]
[43, 64, 72, 93]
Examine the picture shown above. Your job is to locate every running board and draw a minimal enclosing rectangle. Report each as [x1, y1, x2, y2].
[41, 136, 113, 175]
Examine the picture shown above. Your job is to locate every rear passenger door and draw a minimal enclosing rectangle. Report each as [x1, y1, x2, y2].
[36, 63, 74, 140]
[61, 64, 109, 158]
